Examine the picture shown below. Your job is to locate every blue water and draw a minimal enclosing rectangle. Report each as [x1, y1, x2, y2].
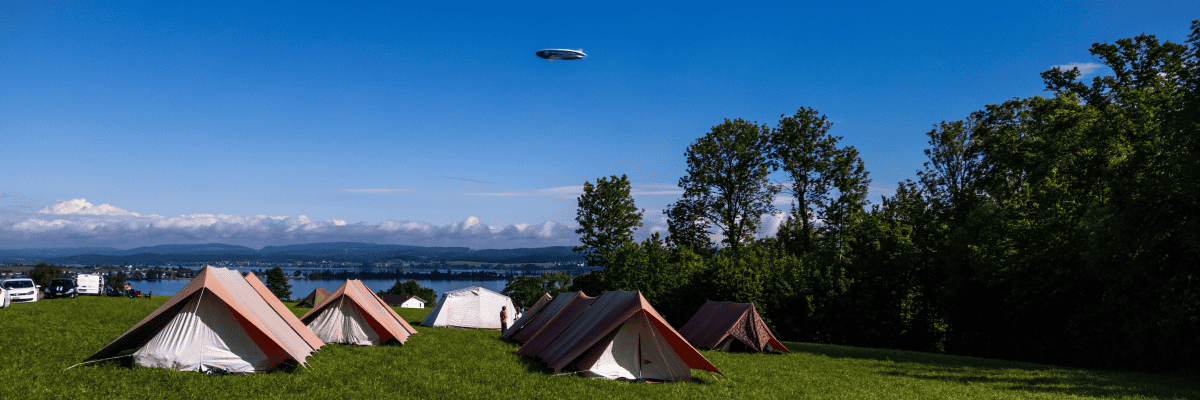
[131, 278, 507, 300]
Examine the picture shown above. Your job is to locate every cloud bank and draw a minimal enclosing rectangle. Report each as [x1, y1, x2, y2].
[0, 199, 578, 250]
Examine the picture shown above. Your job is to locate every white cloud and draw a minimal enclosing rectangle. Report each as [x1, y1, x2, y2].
[1052, 62, 1105, 77]
[0, 199, 578, 249]
[39, 198, 143, 216]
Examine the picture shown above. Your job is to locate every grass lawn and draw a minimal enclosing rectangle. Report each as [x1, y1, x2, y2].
[0, 296, 1196, 399]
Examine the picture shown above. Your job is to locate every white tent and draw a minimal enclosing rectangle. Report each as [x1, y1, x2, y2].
[420, 286, 516, 329]
[87, 267, 324, 373]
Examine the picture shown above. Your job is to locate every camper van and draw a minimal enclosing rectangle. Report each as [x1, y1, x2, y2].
[76, 274, 105, 296]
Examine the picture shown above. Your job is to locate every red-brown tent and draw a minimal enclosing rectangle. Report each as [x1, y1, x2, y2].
[509, 291, 584, 344]
[87, 266, 324, 373]
[300, 280, 417, 346]
[501, 293, 551, 339]
[518, 290, 723, 381]
[516, 291, 598, 356]
[679, 301, 789, 353]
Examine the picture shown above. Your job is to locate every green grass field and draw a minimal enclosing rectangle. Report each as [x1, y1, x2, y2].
[0, 296, 1195, 399]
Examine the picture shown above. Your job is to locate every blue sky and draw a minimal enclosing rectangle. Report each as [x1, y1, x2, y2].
[1, 1, 1196, 249]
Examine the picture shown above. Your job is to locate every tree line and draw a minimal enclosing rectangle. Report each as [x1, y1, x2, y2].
[566, 22, 1200, 371]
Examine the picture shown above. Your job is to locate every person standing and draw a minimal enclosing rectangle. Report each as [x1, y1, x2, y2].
[500, 306, 508, 332]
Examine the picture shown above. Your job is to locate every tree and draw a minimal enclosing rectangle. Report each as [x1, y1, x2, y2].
[675, 118, 780, 251]
[265, 266, 292, 301]
[574, 174, 643, 266]
[30, 263, 62, 288]
[771, 108, 872, 255]
[664, 197, 712, 254]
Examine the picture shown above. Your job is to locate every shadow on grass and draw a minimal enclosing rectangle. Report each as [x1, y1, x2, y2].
[789, 342, 1200, 399]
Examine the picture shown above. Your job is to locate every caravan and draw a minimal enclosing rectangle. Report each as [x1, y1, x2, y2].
[76, 274, 105, 296]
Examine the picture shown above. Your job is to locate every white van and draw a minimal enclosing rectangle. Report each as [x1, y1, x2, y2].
[76, 274, 106, 296]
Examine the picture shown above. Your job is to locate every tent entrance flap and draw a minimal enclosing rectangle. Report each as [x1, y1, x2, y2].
[307, 296, 381, 346]
[132, 289, 269, 373]
[576, 311, 690, 381]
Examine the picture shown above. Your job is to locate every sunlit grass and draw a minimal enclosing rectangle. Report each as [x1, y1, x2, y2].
[0, 296, 1194, 399]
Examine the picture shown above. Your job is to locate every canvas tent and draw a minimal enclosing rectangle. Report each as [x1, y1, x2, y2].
[87, 266, 324, 373]
[517, 290, 723, 382]
[508, 291, 587, 344]
[296, 287, 330, 308]
[300, 280, 418, 346]
[679, 301, 790, 353]
[501, 293, 552, 339]
[420, 286, 516, 330]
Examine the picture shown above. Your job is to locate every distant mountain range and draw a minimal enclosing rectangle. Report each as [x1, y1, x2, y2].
[0, 242, 584, 265]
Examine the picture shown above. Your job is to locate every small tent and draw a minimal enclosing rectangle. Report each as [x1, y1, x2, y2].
[296, 287, 330, 308]
[678, 301, 790, 353]
[300, 280, 418, 346]
[517, 290, 723, 382]
[501, 293, 552, 339]
[86, 266, 324, 373]
[420, 286, 516, 330]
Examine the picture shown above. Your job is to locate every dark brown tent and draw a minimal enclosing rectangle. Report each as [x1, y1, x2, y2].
[678, 301, 789, 353]
[516, 290, 723, 381]
[296, 287, 330, 308]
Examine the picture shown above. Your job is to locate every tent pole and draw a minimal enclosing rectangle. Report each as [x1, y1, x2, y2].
[192, 289, 206, 371]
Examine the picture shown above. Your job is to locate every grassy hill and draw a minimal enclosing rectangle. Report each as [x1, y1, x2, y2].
[0, 296, 1195, 399]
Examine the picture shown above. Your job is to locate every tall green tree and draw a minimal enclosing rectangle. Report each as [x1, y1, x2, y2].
[574, 174, 643, 266]
[265, 266, 292, 301]
[771, 108, 871, 256]
[675, 118, 779, 251]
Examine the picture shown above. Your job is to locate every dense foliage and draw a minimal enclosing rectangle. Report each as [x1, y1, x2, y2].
[30, 263, 62, 287]
[574, 22, 1200, 371]
[501, 272, 573, 309]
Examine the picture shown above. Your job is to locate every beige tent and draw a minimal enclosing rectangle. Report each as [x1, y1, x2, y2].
[517, 290, 723, 381]
[500, 293, 552, 339]
[296, 287, 330, 308]
[679, 301, 789, 353]
[87, 266, 324, 373]
[300, 280, 417, 346]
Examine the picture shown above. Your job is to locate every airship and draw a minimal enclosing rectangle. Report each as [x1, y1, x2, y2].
[536, 48, 586, 60]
